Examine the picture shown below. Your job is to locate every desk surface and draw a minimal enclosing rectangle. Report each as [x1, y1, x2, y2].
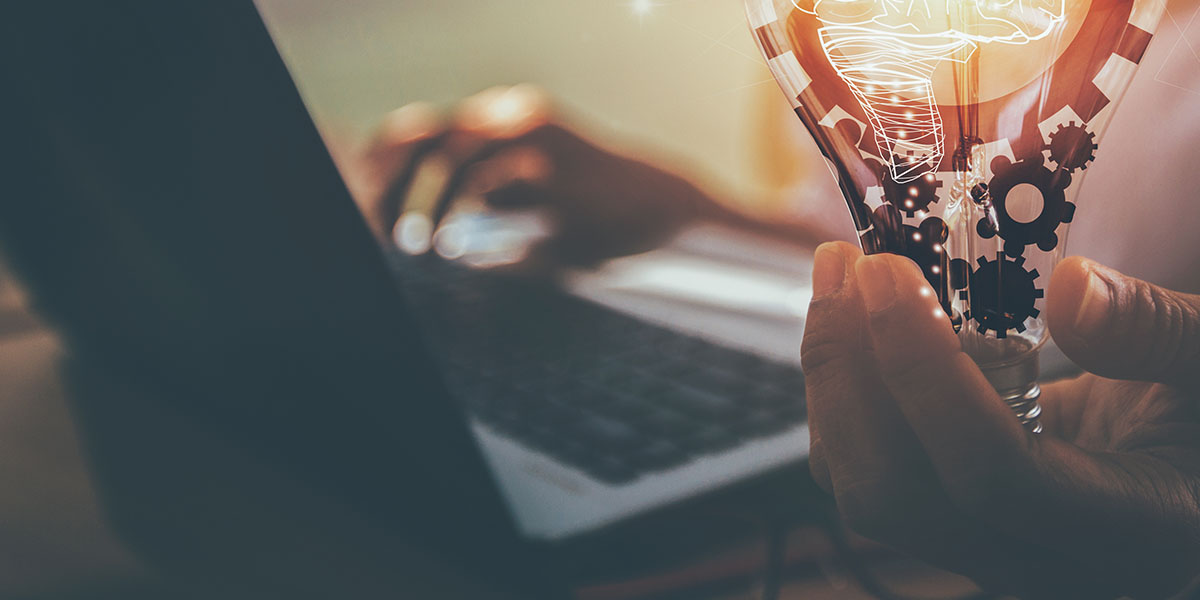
[0, 254, 984, 599]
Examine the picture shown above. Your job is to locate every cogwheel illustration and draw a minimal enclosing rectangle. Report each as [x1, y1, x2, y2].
[977, 155, 1075, 257]
[860, 211, 960, 307]
[1045, 121, 1098, 172]
[959, 252, 1045, 338]
[900, 216, 950, 283]
[883, 171, 943, 218]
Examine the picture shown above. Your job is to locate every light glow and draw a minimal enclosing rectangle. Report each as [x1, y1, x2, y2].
[631, 0, 654, 17]
[794, 0, 1066, 182]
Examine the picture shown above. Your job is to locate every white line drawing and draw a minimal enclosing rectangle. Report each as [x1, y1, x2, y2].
[795, 0, 1066, 182]
[1153, 0, 1200, 95]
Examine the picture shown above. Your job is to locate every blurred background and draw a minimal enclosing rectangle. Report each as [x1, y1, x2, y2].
[2, 1, 1198, 598]
[255, 0, 835, 224]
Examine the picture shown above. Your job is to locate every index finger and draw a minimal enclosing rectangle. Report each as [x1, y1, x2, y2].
[427, 86, 559, 229]
[853, 253, 1035, 510]
[802, 243, 944, 538]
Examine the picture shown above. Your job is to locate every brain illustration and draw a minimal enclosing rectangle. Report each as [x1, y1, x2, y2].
[794, 0, 1065, 43]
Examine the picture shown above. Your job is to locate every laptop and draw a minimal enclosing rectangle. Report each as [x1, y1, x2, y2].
[0, 2, 817, 596]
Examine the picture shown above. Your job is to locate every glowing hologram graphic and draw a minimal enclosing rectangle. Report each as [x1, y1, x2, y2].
[795, 0, 1066, 182]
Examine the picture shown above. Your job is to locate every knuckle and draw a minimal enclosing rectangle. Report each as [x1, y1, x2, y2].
[800, 299, 862, 374]
[1119, 281, 1200, 377]
[377, 102, 442, 147]
[799, 335, 839, 374]
[459, 84, 557, 139]
[800, 334, 854, 375]
[504, 84, 556, 121]
[1148, 286, 1200, 373]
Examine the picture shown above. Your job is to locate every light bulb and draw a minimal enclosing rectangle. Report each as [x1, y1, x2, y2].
[747, 0, 1167, 432]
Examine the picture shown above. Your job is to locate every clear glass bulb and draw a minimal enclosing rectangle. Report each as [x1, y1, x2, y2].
[746, 0, 1167, 432]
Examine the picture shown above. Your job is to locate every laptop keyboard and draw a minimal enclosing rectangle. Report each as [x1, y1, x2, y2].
[393, 253, 807, 485]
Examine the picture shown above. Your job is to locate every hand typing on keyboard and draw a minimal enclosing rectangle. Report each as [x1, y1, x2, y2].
[802, 242, 1200, 599]
[349, 84, 720, 274]
[349, 84, 822, 276]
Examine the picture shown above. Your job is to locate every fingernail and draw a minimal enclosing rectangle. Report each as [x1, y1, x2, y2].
[1074, 260, 1113, 338]
[394, 212, 433, 255]
[812, 244, 846, 299]
[855, 255, 897, 313]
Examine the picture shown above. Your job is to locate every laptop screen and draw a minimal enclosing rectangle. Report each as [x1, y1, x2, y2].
[0, 2, 550, 595]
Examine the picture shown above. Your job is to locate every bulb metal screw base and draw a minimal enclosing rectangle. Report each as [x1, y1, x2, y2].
[978, 349, 1045, 435]
[1000, 383, 1044, 434]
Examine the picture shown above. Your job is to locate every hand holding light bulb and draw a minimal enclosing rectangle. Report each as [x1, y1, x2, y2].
[803, 242, 1200, 599]
[749, 0, 1166, 432]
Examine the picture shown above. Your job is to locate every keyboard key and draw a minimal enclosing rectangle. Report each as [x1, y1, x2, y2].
[676, 426, 741, 455]
[523, 401, 581, 430]
[681, 368, 752, 398]
[594, 396, 657, 421]
[555, 386, 614, 408]
[392, 253, 809, 483]
[636, 409, 696, 438]
[730, 411, 797, 437]
[609, 371, 671, 398]
[743, 383, 798, 409]
[659, 387, 741, 419]
[575, 415, 641, 451]
[775, 402, 807, 423]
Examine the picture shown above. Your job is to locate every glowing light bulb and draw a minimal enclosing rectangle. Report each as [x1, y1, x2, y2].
[747, 0, 1167, 432]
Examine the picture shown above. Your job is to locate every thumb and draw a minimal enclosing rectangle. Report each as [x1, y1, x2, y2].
[1048, 256, 1200, 389]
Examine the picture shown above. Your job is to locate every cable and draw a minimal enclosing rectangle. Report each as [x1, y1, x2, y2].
[760, 521, 787, 600]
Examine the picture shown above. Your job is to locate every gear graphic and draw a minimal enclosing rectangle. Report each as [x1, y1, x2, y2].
[1045, 121, 1098, 172]
[899, 216, 949, 283]
[977, 155, 1075, 257]
[959, 252, 1045, 338]
[754, 0, 1146, 228]
[883, 170, 943, 218]
[859, 211, 962, 309]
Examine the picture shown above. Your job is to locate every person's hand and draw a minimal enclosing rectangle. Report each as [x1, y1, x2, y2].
[802, 242, 1200, 599]
[350, 84, 746, 273]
